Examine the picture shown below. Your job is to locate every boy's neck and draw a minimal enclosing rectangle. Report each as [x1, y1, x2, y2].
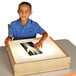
[20, 18, 29, 26]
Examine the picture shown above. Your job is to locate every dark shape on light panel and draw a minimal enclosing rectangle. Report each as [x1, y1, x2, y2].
[20, 42, 43, 56]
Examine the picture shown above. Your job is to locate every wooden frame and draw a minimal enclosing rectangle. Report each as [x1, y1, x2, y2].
[6, 37, 70, 76]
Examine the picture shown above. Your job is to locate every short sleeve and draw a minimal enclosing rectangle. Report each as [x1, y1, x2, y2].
[35, 23, 44, 34]
[8, 22, 15, 36]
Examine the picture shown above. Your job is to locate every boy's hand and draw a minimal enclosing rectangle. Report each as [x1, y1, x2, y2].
[34, 31, 48, 49]
[5, 37, 12, 46]
[34, 41, 43, 49]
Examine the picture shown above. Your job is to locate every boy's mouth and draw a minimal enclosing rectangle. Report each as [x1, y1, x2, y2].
[22, 16, 26, 18]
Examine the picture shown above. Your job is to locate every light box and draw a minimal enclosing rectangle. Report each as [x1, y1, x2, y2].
[6, 37, 70, 76]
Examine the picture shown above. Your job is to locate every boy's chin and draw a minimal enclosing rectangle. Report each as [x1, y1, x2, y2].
[21, 18, 28, 21]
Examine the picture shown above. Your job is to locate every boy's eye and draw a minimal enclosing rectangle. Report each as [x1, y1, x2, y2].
[25, 10, 30, 13]
[20, 10, 30, 13]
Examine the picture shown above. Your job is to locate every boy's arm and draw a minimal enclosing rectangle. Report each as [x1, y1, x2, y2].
[34, 31, 48, 49]
[5, 36, 13, 46]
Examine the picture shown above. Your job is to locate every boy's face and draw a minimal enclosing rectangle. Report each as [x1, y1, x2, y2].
[18, 4, 32, 21]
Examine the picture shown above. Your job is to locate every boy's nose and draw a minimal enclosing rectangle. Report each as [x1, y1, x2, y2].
[22, 12, 26, 14]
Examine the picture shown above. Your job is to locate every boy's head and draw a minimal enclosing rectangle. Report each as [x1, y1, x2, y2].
[18, 2, 32, 21]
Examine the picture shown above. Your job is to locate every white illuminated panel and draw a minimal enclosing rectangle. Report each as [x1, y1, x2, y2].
[9, 37, 66, 64]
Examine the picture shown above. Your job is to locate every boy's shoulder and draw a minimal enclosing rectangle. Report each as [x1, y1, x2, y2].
[29, 19, 39, 25]
[10, 19, 19, 25]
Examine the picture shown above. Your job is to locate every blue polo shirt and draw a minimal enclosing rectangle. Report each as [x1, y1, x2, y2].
[9, 19, 44, 40]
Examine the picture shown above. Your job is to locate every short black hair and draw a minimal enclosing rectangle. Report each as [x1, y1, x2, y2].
[18, 2, 32, 10]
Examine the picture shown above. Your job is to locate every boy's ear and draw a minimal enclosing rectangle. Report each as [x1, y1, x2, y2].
[17, 10, 19, 14]
[30, 11, 32, 15]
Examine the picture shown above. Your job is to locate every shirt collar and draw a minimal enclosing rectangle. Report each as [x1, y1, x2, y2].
[18, 18, 32, 27]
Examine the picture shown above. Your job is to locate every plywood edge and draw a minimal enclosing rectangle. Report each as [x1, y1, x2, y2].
[50, 37, 69, 57]
[14, 56, 70, 76]
[9, 37, 40, 43]
[6, 46, 15, 68]
[14, 56, 70, 66]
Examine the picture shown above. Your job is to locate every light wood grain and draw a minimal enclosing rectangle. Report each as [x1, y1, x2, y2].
[6, 37, 70, 76]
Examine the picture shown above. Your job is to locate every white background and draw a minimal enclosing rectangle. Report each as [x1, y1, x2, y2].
[0, 0, 76, 46]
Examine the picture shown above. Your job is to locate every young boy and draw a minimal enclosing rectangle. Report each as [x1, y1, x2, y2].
[5, 2, 48, 49]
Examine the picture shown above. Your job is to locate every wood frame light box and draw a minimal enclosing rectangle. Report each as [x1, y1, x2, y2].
[6, 37, 70, 76]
